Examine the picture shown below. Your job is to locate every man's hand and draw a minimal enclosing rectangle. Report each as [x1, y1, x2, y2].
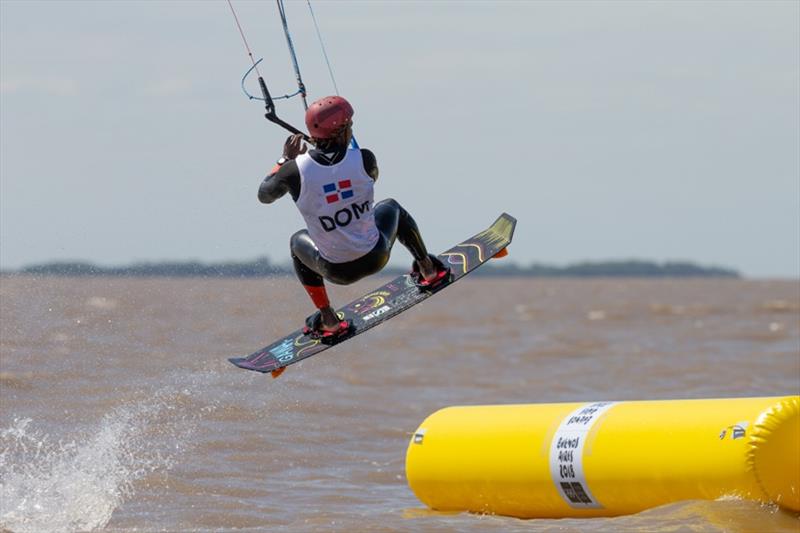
[283, 134, 308, 160]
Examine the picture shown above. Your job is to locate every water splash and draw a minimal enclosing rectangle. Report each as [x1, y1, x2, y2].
[0, 396, 188, 533]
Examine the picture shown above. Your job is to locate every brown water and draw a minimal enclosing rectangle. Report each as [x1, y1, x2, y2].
[1, 276, 798, 532]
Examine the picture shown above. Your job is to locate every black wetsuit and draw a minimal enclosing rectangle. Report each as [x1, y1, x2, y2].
[259, 147, 430, 288]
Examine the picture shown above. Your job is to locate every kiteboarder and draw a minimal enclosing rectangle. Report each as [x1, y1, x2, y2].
[258, 96, 448, 336]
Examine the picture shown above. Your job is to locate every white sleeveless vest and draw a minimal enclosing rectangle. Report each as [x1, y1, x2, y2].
[295, 149, 379, 263]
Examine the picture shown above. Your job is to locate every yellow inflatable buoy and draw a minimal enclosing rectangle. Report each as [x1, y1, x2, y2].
[405, 396, 799, 518]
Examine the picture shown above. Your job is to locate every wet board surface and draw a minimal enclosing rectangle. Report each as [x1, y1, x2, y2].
[229, 213, 516, 375]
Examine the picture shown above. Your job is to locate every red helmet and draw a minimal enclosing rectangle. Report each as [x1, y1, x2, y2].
[305, 96, 354, 139]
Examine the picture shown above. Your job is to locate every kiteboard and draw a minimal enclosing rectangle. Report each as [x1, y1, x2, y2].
[229, 212, 516, 377]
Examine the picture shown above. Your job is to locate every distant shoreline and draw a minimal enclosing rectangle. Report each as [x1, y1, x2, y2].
[2, 258, 740, 278]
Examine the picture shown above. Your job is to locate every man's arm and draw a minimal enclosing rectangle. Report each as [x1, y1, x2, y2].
[360, 149, 379, 181]
[258, 161, 301, 203]
[258, 134, 308, 203]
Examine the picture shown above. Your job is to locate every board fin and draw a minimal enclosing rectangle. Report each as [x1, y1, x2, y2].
[494, 247, 509, 259]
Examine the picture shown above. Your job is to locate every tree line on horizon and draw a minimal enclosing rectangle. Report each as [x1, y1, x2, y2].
[7, 257, 740, 278]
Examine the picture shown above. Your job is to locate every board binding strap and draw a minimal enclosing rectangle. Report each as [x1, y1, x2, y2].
[410, 255, 452, 290]
[302, 311, 354, 343]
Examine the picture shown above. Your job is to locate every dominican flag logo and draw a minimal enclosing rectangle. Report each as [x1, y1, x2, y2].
[323, 180, 354, 204]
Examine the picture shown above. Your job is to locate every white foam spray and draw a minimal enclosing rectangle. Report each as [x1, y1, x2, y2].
[0, 391, 196, 533]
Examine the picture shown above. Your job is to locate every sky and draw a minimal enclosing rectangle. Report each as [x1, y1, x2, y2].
[1, 0, 798, 278]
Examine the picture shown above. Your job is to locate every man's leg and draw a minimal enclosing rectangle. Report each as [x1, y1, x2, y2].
[290, 230, 341, 331]
[373, 198, 440, 281]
